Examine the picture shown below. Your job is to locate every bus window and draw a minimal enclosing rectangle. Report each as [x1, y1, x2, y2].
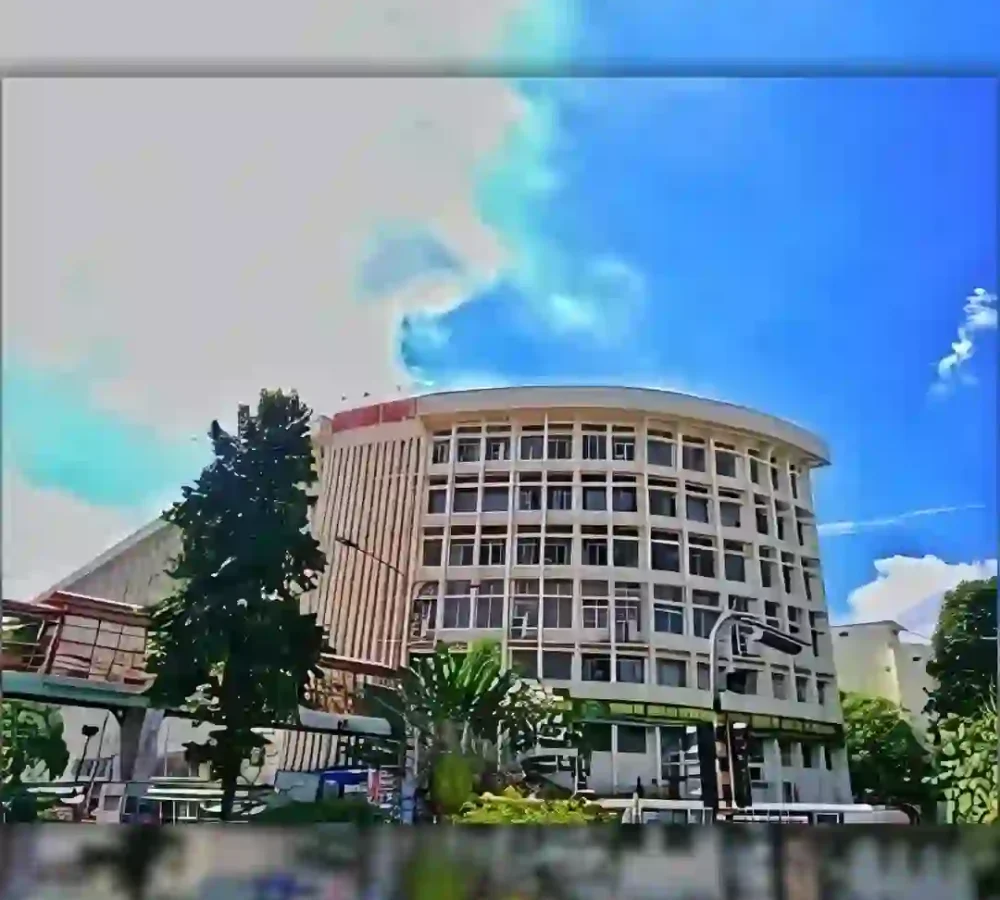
[814, 813, 841, 825]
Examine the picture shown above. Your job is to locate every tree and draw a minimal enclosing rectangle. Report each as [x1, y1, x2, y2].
[453, 786, 616, 824]
[840, 692, 934, 812]
[146, 389, 328, 820]
[371, 640, 581, 814]
[0, 701, 70, 822]
[927, 698, 998, 824]
[925, 577, 997, 722]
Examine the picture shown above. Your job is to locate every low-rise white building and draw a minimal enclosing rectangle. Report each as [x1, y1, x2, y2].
[830, 621, 935, 737]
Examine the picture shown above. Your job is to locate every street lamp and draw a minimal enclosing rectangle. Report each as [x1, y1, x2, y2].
[706, 610, 809, 812]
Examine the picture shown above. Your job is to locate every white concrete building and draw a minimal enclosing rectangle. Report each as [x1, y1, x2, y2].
[831, 621, 935, 737]
[35, 386, 853, 804]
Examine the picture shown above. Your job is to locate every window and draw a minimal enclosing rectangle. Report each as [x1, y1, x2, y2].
[443, 581, 471, 628]
[482, 486, 509, 512]
[475, 581, 504, 628]
[801, 744, 814, 768]
[479, 537, 506, 566]
[682, 439, 706, 472]
[510, 650, 538, 679]
[724, 541, 746, 582]
[614, 583, 643, 640]
[782, 782, 796, 803]
[688, 537, 716, 578]
[686, 495, 710, 524]
[617, 656, 645, 684]
[422, 536, 443, 566]
[547, 485, 573, 511]
[816, 679, 829, 705]
[728, 594, 752, 613]
[779, 740, 794, 767]
[749, 453, 762, 485]
[484, 436, 510, 461]
[697, 663, 711, 691]
[457, 438, 481, 463]
[651, 530, 681, 572]
[790, 468, 799, 500]
[776, 508, 788, 542]
[617, 725, 648, 754]
[547, 434, 573, 460]
[581, 654, 611, 682]
[760, 548, 775, 589]
[543, 580, 573, 628]
[692, 608, 720, 639]
[823, 744, 835, 771]
[726, 669, 758, 695]
[612, 436, 635, 461]
[719, 500, 742, 528]
[795, 675, 810, 703]
[520, 434, 544, 460]
[543, 536, 572, 566]
[584, 723, 612, 753]
[583, 432, 607, 460]
[582, 485, 607, 511]
[517, 535, 540, 565]
[518, 485, 542, 511]
[427, 488, 447, 514]
[653, 584, 685, 635]
[581, 581, 609, 629]
[511, 580, 539, 636]
[787, 605, 802, 635]
[755, 496, 769, 535]
[647, 437, 675, 467]
[582, 536, 608, 566]
[715, 448, 738, 478]
[649, 485, 677, 517]
[612, 485, 638, 512]
[453, 488, 478, 513]
[432, 439, 450, 464]
[772, 671, 788, 700]
[448, 539, 474, 567]
[543, 651, 573, 679]
[770, 459, 780, 490]
[612, 532, 639, 568]
[764, 601, 781, 629]
[692, 590, 719, 608]
[657, 658, 687, 687]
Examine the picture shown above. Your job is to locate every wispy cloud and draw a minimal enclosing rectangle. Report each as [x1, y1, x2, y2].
[931, 287, 997, 395]
[817, 503, 985, 537]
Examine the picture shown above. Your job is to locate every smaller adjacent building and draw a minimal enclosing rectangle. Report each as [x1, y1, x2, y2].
[830, 621, 935, 737]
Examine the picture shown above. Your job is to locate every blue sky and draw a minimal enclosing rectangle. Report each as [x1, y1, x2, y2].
[3, 0, 997, 624]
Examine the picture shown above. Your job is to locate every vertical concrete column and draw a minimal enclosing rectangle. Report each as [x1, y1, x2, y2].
[117, 707, 164, 781]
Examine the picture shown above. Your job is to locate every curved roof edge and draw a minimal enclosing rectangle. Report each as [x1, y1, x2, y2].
[414, 385, 830, 464]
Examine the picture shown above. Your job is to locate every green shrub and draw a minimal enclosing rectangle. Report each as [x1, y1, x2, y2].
[453, 788, 615, 824]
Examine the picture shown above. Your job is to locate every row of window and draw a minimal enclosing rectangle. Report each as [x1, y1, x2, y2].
[421, 530, 822, 599]
[427, 479, 814, 544]
[432, 430, 804, 498]
[415, 579, 829, 657]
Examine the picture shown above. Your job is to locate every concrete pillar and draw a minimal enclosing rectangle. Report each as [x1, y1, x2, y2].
[116, 707, 164, 781]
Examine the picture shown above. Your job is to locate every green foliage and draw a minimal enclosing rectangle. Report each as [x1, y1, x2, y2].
[370, 640, 583, 810]
[251, 797, 387, 824]
[926, 577, 997, 722]
[432, 753, 476, 814]
[840, 691, 934, 810]
[146, 389, 328, 819]
[927, 699, 998, 824]
[1, 701, 70, 822]
[454, 787, 615, 824]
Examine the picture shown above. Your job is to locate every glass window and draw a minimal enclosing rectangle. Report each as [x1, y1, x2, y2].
[516, 535, 540, 565]
[689, 545, 716, 578]
[482, 486, 509, 512]
[547, 485, 573, 511]
[651, 532, 681, 571]
[581, 582, 609, 629]
[682, 442, 706, 472]
[795, 675, 810, 703]
[617, 657, 645, 684]
[422, 538, 442, 566]
[583, 433, 607, 460]
[612, 436, 636, 461]
[475, 581, 504, 628]
[510, 650, 538, 679]
[432, 439, 450, 464]
[583, 486, 607, 511]
[520, 435, 544, 460]
[617, 725, 648, 754]
[543, 581, 574, 628]
[457, 438, 481, 463]
[453, 488, 478, 513]
[772, 672, 788, 700]
[584, 723, 612, 753]
[649, 488, 677, 517]
[692, 608, 720, 639]
[612, 486, 638, 512]
[719, 501, 742, 528]
[479, 538, 506, 567]
[518, 485, 542, 511]
[697, 663, 710, 691]
[582, 538, 608, 567]
[547, 435, 573, 460]
[612, 537, 639, 568]
[654, 602, 684, 635]
[656, 658, 687, 687]
[542, 651, 573, 679]
[485, 436, 510, 461]
[442, 582, 471, 628]
[427, 489, 447, 514]
[543, 537, 572, 566]
[686, 496, 710, 523]
[716, 450, 738, 478]
[448, 540, 474, 566]
[581, 654, 611, 682]
[724, 549, 746, 582]
[647, 439, 675, 467]
[779, 740, 794, 767]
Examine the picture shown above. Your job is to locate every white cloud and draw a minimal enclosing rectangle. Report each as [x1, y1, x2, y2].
[1, 2, 565, 598]
[931, 287, 997, 395]
[839, 555, 998, 640]
[817, 503, 985, 537]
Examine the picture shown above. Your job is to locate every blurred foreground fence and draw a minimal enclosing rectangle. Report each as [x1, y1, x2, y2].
[1, 825, 999, 900]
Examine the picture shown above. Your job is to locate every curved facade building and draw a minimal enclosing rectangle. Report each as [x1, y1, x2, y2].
[294, 386, 851, 803]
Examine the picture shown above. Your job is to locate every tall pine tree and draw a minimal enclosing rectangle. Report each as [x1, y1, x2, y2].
[147, 389, 327, 819]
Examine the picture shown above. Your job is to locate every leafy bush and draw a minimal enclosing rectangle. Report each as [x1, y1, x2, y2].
[251, 797, 387, 824]
[453, 787, 615, 824]
[927, 700, 998, 824]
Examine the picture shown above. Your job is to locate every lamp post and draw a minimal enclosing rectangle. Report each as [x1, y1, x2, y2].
[707, 610, 808, 811]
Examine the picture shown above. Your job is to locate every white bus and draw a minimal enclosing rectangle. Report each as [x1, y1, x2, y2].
[600, 798, 913, 825]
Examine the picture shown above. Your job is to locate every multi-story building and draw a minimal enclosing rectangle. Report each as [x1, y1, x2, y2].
[35, 386, 852, 804]
[831, 621, 935, 738]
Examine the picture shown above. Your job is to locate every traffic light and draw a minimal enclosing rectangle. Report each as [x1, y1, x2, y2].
[728, 721, 752, 809]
